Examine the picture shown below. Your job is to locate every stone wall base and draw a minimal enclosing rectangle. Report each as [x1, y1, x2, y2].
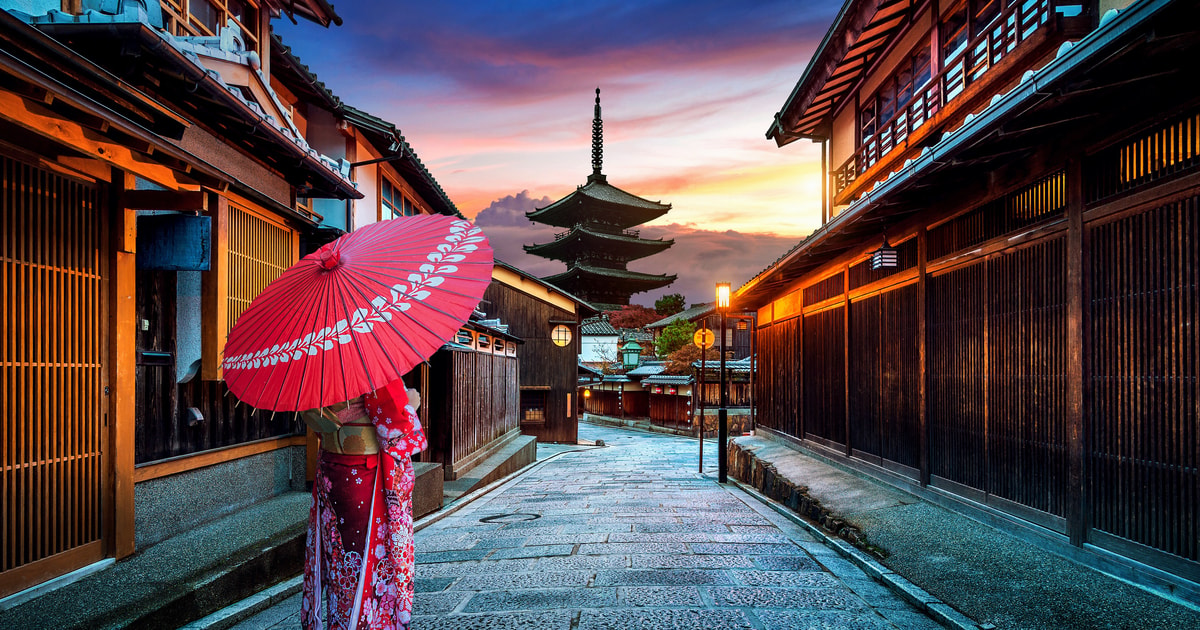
[727, 441, 883, 558]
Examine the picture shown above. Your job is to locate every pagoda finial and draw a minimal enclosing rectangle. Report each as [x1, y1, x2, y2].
[591, 87, 604, 178]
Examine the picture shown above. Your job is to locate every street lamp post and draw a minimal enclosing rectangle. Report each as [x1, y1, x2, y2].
[716, 282, 731, 483]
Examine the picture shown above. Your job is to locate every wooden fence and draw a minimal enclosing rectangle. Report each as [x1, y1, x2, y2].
[426, 348, 518, 475]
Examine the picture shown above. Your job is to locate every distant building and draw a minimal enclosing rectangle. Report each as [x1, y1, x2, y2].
[524, 89, 676, 310]
[580, 315, 620, 365]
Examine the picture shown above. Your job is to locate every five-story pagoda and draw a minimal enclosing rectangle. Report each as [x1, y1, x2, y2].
[525, 89, 676, 311]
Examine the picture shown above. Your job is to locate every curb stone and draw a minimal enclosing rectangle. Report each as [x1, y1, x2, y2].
[731, 478, 982, 630]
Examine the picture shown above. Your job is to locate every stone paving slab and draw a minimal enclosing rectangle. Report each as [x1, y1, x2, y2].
[223, 423, 948, 629]
[403, 423, 943, 629]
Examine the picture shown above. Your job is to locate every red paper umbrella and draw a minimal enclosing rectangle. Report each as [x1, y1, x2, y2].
[221, 215, 493, 411]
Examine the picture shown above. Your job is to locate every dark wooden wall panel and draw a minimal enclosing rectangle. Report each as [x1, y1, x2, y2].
[987, 238, 1069, 517]
[850, 284, 920, 469]
[803, 307, 845, 445]
[928, 264, 987, 491]
[425, 350, 518, 470]
[135, 270, 299, 464]
[1088, 197, 1199, 563]
[648, 394, 690, 429]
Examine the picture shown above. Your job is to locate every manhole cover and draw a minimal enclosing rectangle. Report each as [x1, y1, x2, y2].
[479, 513, 541, 523]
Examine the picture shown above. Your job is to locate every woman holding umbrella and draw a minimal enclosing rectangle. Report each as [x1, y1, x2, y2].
[220, 216, 492, 629]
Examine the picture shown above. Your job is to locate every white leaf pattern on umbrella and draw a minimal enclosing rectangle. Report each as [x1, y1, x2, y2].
[221, 221, 484, 372]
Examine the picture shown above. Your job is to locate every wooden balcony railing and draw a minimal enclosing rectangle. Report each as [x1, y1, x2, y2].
[834, 0, 1078, 200]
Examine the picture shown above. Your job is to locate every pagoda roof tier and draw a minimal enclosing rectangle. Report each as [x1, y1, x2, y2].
[543, 264, 676, 295]
[524, 225, 673, 262]
[526, 175, 671, 229]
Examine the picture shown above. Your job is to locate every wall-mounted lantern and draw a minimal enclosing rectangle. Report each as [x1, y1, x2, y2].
[871, 237, 898, 270]
[583, 388, 591, 398]
[551, 324, 573, 347]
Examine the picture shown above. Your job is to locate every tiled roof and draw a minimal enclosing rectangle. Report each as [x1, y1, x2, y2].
[581, 317, 618, 336]
[646, 303, 714, 329]
[642, 374, 693, 385]
[544, 264, 676, 285]
[22, 8, 359, 203]
[694, 356, 755, 373]
[626, 362, 667, 377]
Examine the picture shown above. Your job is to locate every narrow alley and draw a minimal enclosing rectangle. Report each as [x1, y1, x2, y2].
[225, 423, 942, 630]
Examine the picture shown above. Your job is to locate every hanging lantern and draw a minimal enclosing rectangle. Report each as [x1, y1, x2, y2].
[871, 238, 898, 270]
[621, 340, 643, 369]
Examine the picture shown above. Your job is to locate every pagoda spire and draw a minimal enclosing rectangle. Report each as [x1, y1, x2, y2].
[590, 88, 605, 182]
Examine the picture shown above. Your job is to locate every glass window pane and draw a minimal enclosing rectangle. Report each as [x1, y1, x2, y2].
[942, 5, 968, 61]
[972, 0, 1000, 36]
[913, 46, 932, 89]
[190, 0, 220, 33]
[860, 101, 876, 140]
[879, 86, 896, 125]
[897, 65, 914, 106]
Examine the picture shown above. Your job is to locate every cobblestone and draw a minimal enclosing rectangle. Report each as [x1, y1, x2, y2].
[227, 423, 942, 629]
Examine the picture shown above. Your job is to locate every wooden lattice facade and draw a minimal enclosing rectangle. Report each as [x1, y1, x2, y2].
[754, 110, 1200, 587]
[0, 156, 108, 595]
[0, 0, 353, 600]
[750, 0, 1200, 595]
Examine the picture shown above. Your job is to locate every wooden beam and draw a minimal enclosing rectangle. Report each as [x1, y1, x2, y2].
[1065, 158, 1086, 546]
[843, 263, 852, 456]
[917, 227, 929, 486]
[201, 194, 230, 381]
[109, 169, 136, 559]
[123, 189, 207, 211]
[0, 91, 190, 191]
[133, 436, 306, 483]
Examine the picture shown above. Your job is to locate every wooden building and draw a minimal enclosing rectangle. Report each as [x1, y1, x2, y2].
[0, 0, 354, 600]
[742, 0, 1200, 600]
[482, 261, 597, 444]
[425, 322, 521, 481]
[524, 90, 676, 311]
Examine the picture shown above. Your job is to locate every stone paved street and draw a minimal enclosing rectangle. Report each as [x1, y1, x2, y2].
[227, 423, 944, 629]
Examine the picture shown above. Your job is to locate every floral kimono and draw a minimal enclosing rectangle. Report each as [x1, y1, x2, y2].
[301, 380, 428, 630]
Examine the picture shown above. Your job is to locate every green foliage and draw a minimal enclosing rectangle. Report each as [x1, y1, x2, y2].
[654, 293, 686, 316]
[655, 319, 695, 357]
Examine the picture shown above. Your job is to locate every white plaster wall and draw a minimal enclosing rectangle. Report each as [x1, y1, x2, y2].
[581, 335, 618, 363]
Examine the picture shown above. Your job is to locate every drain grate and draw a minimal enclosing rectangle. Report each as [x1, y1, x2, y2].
[478, 513, 541, 524]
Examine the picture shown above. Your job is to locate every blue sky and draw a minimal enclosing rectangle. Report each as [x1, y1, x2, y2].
[278, 1, 836, 305]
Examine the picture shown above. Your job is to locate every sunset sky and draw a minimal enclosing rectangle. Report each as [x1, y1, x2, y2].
[278, 1, 836, 306]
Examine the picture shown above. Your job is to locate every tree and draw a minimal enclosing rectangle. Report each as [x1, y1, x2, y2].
[655, 319, 695, 357]
[654, 293, 686, 316]
[663, 343, 721, 375]
[606, 304, 661, 330]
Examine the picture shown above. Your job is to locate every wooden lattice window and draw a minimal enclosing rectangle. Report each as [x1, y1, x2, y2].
[520, 390, 547, 423]
[381, 177, 420, 220]
[203, 197, 296, 378]
[160, 0, 262, 55]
